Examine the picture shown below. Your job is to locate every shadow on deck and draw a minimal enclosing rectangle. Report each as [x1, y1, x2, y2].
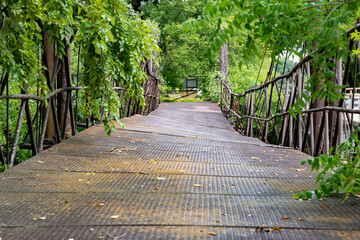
[0, 102, 359, 239]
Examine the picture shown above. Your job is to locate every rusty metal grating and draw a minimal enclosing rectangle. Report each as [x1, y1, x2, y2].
[0, 102, 359, 239]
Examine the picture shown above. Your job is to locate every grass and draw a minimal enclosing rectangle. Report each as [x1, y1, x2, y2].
[161, 97, 203, 102]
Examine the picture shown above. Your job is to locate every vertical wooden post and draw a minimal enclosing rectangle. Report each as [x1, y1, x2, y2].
[246, 94, 251, 136]
[234, 94, 241, 131]
[263, 86, 269, 142]
[297, 67, 303, 150]
[289, 115, 293, 147]
[230, 93, 234, 124]
[63, 53, 76, 136]
[324, 110, 329, 154]
[284, 78, 290, 112]
[220, 78, 223, 113]
[25, 100, 38, 156]
[39, 98, 52, 153]
[250, 92, 254, 137]
[9, 100, 26, 167]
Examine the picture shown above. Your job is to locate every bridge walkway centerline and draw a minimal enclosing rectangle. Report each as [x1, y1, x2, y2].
[0, 102, 359, 239]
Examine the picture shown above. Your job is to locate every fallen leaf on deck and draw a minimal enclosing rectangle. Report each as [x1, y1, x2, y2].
[208, 232, 216, 236]
[282, 216, 289, 219]
[37, 161, 44, 164]
[291, 168, 305, 171]
[252, 157, 260, 160]
[150, 159, 159, 162]
[256, 225, 266, 232]
[194, 184, 202, 187]
[130, 140, 135, 143]
[271, 227, 282, 232]
[94, 203, 104, 207]
[154, 177, 166, 180]
[110, 215, 121, 219]
[298, 218, 304, 221]
[87, 173, 95, 175]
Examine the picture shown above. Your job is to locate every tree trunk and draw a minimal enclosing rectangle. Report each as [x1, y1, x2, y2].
[58, 43, 72, 137]
[220, 43, 228, 79]
[43, 33, 56, 140]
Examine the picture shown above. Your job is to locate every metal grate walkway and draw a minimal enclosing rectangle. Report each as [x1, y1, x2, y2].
[0, 102, 359, 239]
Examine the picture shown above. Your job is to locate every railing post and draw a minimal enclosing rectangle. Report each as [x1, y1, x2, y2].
[297, 67, 303, 150]
[9, 100, 26, 167]
[324, 110, 329, 154]
[230, 93, 234, 123]
[250, 92, 254, 137]
[220, 77, 223, 113]
[234, 94, 241, 132]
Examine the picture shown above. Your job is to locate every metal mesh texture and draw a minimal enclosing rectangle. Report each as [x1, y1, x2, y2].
[0, 102, 359, 239]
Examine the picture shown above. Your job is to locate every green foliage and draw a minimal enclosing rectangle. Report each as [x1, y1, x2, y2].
[1, 0, 160, 138]
[200, 72, 221, 102]
[161, 97, 203, 103]
[351, 29, 360, 56]
[141, 0, 217, 89]
[0, 99, 34, 165]
[200, 56, 272, 102]
[295, 129, 360, 202]
[0, 162, 9, 173]
[0, 0, 161, 165]
[187, 0, 359, 105]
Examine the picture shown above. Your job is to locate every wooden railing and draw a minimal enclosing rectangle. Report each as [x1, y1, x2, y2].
[219, 23, 360, 156]
[0, 61, 160, 167]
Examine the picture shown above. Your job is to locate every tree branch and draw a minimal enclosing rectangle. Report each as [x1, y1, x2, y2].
[279, 0, 360, 16]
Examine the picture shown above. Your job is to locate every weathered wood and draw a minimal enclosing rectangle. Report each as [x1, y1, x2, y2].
[63, 53, 76, 136]
[297, 67, 303, 150]
[51, 97, 62, 142]
[0, 94, 44, 101]
[250, 92, 254, 137]
[0, 145, 4, 165]
[62, 93, 71, 139]
[38, 98, 52, 153]
[324, 110, 330, 153]
[25, 100, 38, 156]
[0, 69, 8, 96]
[9, 100, 26, 167]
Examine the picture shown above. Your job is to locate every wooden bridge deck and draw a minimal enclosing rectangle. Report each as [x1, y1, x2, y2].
[0, 102, 359, 239]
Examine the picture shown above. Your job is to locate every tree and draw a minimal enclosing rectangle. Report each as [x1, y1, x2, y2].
[141, 0, 216, 89]
[185, 0, 360, 102]
[0, 0, 160, 166]
[0, 0, 160, 136]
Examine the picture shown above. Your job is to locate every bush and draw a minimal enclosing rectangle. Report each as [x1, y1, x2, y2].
[295, 129, 360, 202]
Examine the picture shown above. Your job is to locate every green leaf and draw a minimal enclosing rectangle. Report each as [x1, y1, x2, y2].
[289, 107, 297, 119]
